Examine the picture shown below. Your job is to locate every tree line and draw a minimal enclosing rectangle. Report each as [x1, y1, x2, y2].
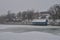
[0, 10, 40, 23]
[0, 4, 60, 24]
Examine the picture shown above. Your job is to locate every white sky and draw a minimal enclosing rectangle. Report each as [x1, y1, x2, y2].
[0, 0, 60, 15]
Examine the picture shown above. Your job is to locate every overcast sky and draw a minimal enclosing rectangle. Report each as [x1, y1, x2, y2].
[0, 0, 60, 15]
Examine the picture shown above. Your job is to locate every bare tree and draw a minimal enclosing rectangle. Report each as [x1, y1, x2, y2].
[49, 4, 60, 20]
[27, 10, 34, 20]
[6, 11, 16, 22]
[17, 12, 22, 18]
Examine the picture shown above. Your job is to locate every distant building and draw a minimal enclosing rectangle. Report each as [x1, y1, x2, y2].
[32, 19, 48, 25]
[39, 11, 50, 19]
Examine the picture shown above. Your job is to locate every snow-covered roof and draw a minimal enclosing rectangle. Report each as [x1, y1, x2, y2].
[32, 19, 47, 22]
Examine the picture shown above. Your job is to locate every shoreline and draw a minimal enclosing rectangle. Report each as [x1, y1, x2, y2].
[0, 24, 60, 28]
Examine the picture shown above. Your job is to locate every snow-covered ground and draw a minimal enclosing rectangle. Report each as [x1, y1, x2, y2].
[0, 31, 60, 40]
[0, 24, 60, 40]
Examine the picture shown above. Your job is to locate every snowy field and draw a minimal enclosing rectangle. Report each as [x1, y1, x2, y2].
[0, 24, 60, 40]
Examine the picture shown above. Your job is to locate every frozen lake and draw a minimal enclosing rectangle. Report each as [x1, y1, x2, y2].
[0, 24, 60, 40]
